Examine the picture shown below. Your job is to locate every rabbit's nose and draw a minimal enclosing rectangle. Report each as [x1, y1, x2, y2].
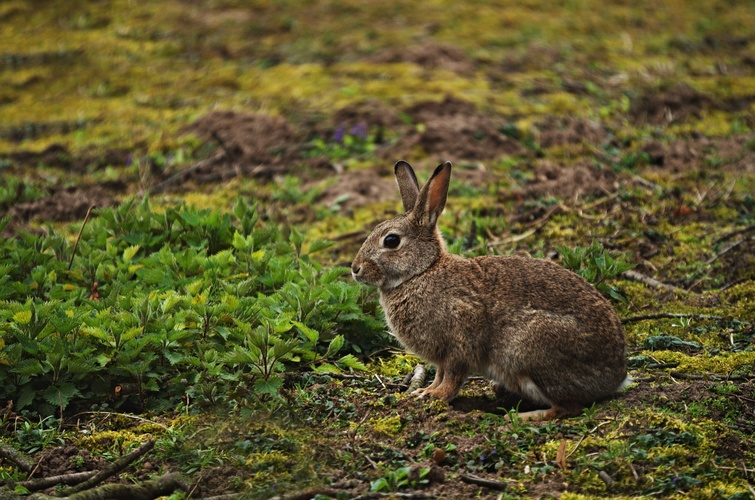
[351, 262, 361, 275]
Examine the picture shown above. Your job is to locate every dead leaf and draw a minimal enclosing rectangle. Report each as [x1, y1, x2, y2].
[556, 439, 568, 470]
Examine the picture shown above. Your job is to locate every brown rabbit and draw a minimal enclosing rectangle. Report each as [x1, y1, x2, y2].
[351, 160, 628, 420]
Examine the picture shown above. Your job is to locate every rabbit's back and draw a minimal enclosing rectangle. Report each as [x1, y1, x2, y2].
[382, 253, 627, 406]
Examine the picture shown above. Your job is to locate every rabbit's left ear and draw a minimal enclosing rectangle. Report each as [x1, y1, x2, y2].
[395, 160, 420, 212]
[414, 162, 452, 227]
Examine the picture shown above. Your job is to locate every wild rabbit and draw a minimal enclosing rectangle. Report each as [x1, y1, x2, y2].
[351, 161, 628, 420]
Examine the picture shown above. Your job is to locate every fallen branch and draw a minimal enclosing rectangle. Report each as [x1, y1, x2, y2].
[598, 470, 616, 486]
[669, 371, 752, 382]
[0, 442, 34, 473]
[405, 365, 427, 394]
[59, 440, 155, 496]
[460, 473, 508, 491]
[622, 270, 687, 293]
[64, 472, 187, 500]
[268, 488, 340, 500]
[12, 471, 96, 492]
[621, 313, 726, 324]
[352, 492, 437, 499]
[713, 225, 755, 244]
[706, 236, 753, 264]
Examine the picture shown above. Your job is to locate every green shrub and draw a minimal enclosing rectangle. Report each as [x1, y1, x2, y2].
[0, 197, 386, 416]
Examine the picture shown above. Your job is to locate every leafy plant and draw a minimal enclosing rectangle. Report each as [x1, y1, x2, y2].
[0, 197, 385, 415]
[370, 466, 430, 492]
[557, 241, 634, 303]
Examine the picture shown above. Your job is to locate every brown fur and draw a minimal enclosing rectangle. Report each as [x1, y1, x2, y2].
[351, 161, 627, 420]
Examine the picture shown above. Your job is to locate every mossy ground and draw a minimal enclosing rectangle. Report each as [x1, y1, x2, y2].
[1, 0, 754, 498]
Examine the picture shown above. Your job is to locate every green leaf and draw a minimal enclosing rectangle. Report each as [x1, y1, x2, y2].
[326, 335, 345, 357]
[307, 239, 334, 255]
[313, 363, 342, 374]
[293, 321, 319, 345]
[12, 310, 32, 325]
[253, 375, 283, 398]
[43, 383, 80, 410]
[122, 244, 141, 263]
[370, 478, 389, 492]
[337, 354, 366, 371]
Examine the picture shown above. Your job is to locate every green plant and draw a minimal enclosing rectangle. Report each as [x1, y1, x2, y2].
[0, 197, 385, 416]
[557, 241, 634, 303]
[370, 466, 430, 492]
[13, 416, 65, 453]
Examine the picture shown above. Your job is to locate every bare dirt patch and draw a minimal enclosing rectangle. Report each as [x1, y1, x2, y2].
[641, 134, 755, 174]
[5, 144, 131, 173]
[518, 159, 618, 200]
[5, 183, 122, 225]
[35, 445, 107, 477]
[317, 167, 398, 212]
[630, 83, 718, 126]
[396, 95, 527, 162]
[370, 41, 477, 75]
[178, 111, 304, 183]
[534, 116, 613, 148]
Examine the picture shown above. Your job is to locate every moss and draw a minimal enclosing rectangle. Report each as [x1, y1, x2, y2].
[369, 414, 403, 436]
[369, 353, 422, 377]
[75, 430, 149, 452]
[645, 350, 755, 374]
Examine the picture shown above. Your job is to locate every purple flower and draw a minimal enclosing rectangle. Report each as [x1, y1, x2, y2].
[125, 154, 132, 167]
[351, 121, 368, 140]
[334, 124, 346, 143]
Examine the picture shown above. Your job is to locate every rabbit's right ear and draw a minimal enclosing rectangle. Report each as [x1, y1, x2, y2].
[414, 161, 452, 227]
[395, 160, 420, 212]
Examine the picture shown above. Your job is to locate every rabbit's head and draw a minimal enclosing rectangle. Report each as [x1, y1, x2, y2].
[352, 161, 451, 291]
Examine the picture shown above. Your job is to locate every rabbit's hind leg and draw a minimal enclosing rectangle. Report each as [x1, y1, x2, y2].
[412, 366, 444, 397]
[516, 402, 584, 421]
[418, 367, 468, 403]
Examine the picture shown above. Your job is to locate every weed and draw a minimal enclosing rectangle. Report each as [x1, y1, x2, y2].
[557, 241, 634, 303]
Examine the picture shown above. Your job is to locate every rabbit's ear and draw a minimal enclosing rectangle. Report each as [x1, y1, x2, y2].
[414, 162, 452, 226]
[395, 160, 420, 212]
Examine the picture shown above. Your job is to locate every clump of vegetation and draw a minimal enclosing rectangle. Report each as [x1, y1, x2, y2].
[0, 197, 385, 417]
[557, 241, 634, 302]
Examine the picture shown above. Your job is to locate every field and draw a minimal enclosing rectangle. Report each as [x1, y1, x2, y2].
[0, 0, 754, 498]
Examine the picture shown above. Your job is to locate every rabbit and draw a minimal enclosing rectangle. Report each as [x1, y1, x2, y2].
[351, 160, 628, 420]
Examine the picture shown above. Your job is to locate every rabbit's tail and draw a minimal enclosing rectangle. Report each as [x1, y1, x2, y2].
[617, 375, 634, 392]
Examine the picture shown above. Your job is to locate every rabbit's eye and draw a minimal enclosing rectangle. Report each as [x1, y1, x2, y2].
[383, 234, 401, 249]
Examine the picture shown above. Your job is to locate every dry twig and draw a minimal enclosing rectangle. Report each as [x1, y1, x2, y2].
[622, 270, 687, 293]
[60, 440, 155, 496]
[621, 312, 726, 324]
[487, 203, 562, 248]
[460, 473, 508, 491]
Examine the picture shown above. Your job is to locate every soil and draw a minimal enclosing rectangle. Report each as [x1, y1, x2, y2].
[641, 134, 755, 174]
[518, 159, 618, 200]
[317, 168, 398, 212]
[5, 183, 122, 226]
[534, 116, 614, 149]
[179, 110, 304, 182]
[629, 83, 755, 127]
[370, 41, 477, 75]
[396, 95, 527, 162]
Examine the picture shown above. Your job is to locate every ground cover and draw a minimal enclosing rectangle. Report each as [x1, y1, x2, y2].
[0, 0, 753, 498]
